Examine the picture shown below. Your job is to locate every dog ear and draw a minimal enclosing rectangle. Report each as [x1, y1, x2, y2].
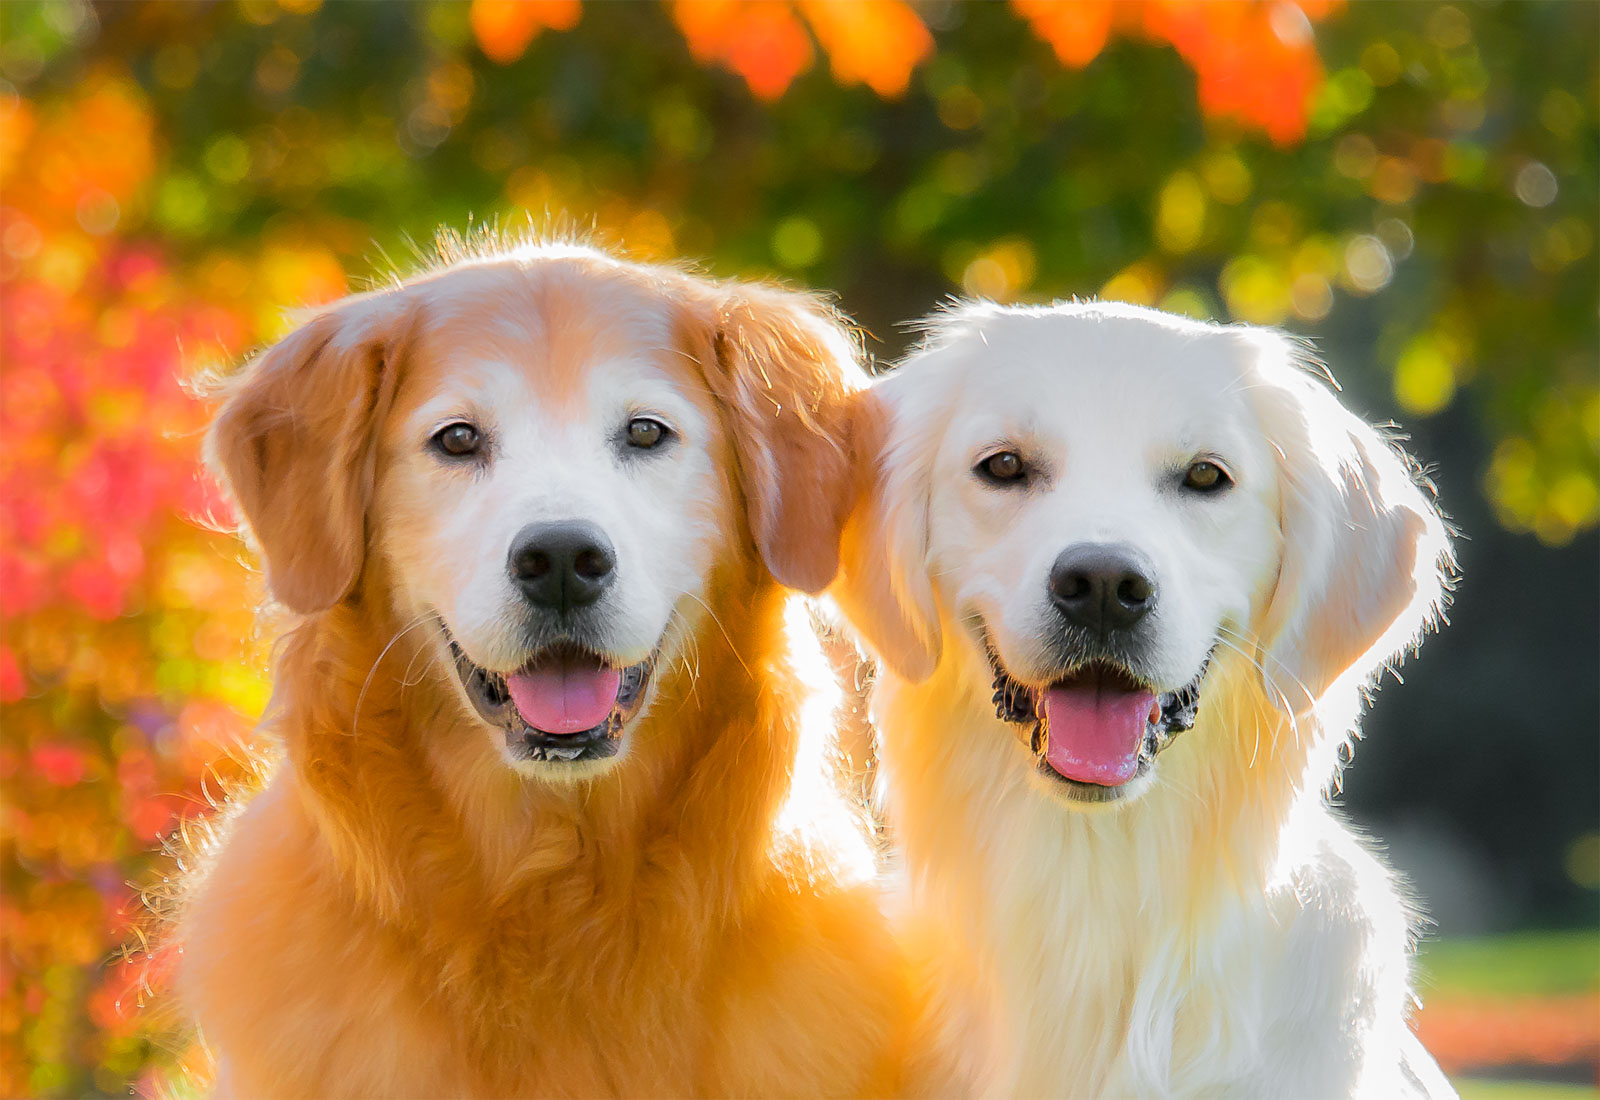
[206, 290, 412, 614]
[829, 385, 943, 683]
[696, 283, 863, 594]
[1249, 333, 1452, 715]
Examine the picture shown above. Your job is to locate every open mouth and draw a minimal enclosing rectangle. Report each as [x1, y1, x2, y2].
[987, 637, 1207, 803]
[444, 628, 656, 765]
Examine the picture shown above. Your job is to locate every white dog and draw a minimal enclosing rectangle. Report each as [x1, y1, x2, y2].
[834, 301, 1457, 1098]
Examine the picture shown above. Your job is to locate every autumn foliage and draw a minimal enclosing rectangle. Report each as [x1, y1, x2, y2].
[0, 1, 1594, 1095]
[475, 0, 1334, 142]
[0, 76, 274, 1098]
[1013, 0, 1339, 144]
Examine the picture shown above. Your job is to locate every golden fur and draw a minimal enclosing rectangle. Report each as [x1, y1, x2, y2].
[175, 243, 913, 1098]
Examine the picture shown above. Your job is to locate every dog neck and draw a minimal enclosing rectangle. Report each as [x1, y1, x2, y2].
[877, 643, 1333, 1093]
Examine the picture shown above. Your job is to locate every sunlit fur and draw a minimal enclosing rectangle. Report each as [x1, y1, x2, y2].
[834, 301, 1457, 1098]
[174, 241, 915, 1098]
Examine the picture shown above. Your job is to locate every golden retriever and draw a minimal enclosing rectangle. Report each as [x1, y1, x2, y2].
[833, 301, 1457, 1097]
[177, 241, 914, 1097]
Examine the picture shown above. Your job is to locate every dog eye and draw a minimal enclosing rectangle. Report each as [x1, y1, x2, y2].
[432, 422, 481, 458]
[1182, 460, 1232, 493]
[625, 417, 670, 450]
[977, 450, 1027, 485]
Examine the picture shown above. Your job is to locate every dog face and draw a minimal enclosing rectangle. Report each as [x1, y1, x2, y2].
[209, 245, 860, 782]
[372, 263, 730, 778]
[835, 301, 1449, 807]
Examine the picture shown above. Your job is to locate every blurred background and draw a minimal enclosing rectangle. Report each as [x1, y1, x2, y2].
[0, 0, 1594, 1096]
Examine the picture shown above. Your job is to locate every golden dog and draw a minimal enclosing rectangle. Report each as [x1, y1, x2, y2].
[177, 242, 913, 1097]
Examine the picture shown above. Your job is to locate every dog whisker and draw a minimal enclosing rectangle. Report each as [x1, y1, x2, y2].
[681, 591, 754, 679]
[1214, 620, 1315, 710]
[352, 613, 436, 738]
[397, 639, 436, 690]
[1205, 634, 1272, 769]
[1212, 624, 1309, 752]
[660, 607, 705, 718]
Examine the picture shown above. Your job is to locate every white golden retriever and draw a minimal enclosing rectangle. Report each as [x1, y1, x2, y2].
[833, 301, 1457, 1098]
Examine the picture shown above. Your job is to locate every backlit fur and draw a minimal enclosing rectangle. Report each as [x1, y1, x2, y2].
[834, 301, 1456, 1098]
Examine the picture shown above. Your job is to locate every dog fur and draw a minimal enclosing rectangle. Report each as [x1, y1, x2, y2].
[176, 242, 914, 1098]
[833, 301, 1457, 1098]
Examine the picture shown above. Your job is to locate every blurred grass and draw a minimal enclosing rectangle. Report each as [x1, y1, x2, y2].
[1455, 1081, 1598, 1100]
[1421, 931, 1600, 998]
[1430, 931, 1600, 1100]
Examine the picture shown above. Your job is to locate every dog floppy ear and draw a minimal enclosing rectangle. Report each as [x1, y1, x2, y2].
[206, 290, 412, 614]
[830, 384, 942, 683]
[1249, 333, 1452, 715]
[697, 283, 862, 594]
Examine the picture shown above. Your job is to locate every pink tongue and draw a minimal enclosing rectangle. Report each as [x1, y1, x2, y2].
[1042, 684, 1158, 786]
[505, 656, 621, 735]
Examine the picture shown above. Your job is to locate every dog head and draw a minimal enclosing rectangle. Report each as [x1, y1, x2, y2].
[835, 301, 1450, 807]
[208, 243, 860, 781]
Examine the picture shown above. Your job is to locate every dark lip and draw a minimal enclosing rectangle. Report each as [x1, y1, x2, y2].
[982, 628, 1209, 800]
[440, 621, 657, 765]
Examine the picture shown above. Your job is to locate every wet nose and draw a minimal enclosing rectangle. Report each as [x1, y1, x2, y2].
[1048, 543, 1156, 635]
[508, 521, 616, 614]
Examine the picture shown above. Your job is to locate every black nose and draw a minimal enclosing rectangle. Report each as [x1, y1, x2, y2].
[508, 521, 616, 614]
[1048, 543, 1156, 636]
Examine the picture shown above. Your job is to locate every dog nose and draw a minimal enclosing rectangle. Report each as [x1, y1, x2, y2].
[1048, 543, 1156, 635]
[508, 522, 616, 614]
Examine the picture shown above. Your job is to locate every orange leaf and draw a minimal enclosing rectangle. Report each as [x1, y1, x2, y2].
[1149, 0, 1329, 146]
[1011, 0, 1117, 68]
[1018, 0, 1340, 147]
[673, 0, 744, 62]
[797, 0, 933, 98]
[470, 0, 582, 66]
[671, 0, 814, 101]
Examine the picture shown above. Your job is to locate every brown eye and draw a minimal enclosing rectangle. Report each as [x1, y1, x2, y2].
[1182, 460, 1231, 493]
[979, 450, 1026, 484]
[433, 422, 480, 458]
[625, 417, 669, 449]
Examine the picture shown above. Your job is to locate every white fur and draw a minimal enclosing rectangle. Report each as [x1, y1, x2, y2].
[837, 302, 1456, 1098]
